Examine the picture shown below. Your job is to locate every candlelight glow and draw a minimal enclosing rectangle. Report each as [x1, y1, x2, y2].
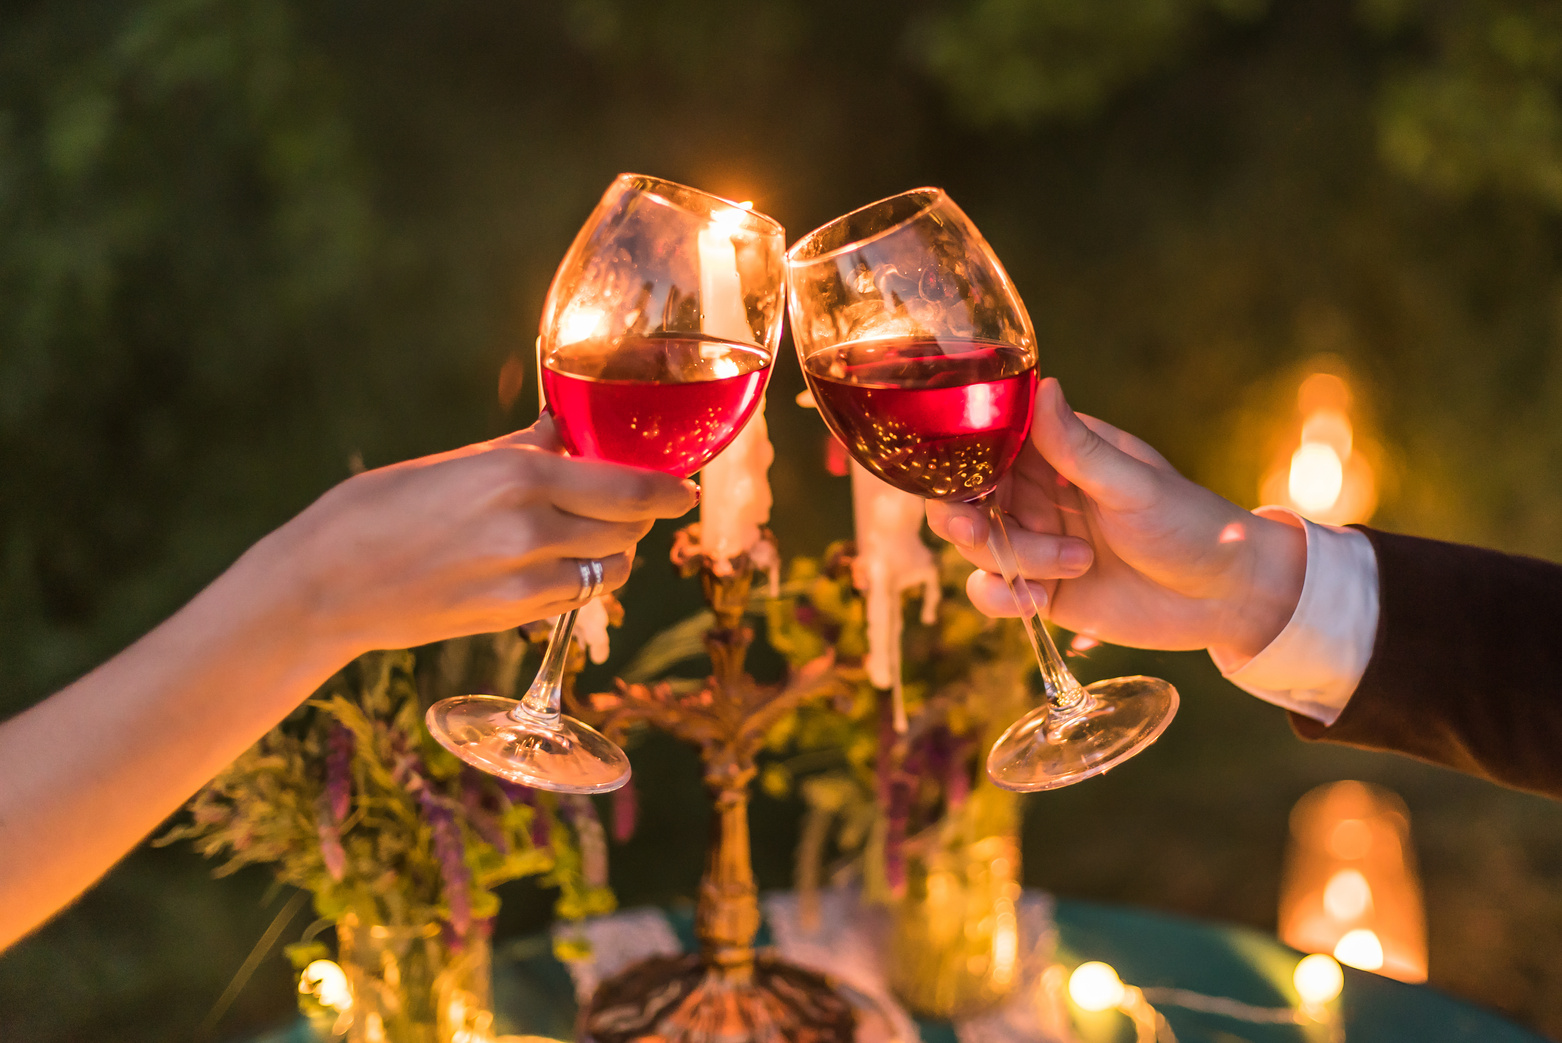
[1069, 961, 1126, 1012]
[1323, 868, 1374, 921]
[1279, 781, 1427, 983]
[1261, 370, 1377, 524]
[1294, 953, 1345, 1006]
[300, 959, 353, 1012]
[1288, 442, 1345, 513]
[1334, 928, 1385, 971]
[962, 382, 998, 427]
[1327, 818, 1373, 859]
[711, 202, 753, 229]
[991, 896, 1019, 986]
[557, 305, 605, 347]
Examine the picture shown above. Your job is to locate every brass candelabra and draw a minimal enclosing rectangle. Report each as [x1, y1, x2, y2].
[566, 525, 858, 1043]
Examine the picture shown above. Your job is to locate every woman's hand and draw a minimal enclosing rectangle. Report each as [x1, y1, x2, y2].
[926, 379, 1307, 661]
[264, 415, 699, 659]
[0, 414, 698, 951]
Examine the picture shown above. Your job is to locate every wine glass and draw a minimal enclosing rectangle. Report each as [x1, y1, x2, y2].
[427, 174, 786, 793]
[785, 188, 1178, 791]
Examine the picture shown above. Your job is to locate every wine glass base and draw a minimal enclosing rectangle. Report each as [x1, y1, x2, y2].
[985, 675, 1178, 792]
[425, 695, 631, 794]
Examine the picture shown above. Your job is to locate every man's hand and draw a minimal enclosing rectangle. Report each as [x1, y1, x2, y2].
[926, 378, 1306, 662]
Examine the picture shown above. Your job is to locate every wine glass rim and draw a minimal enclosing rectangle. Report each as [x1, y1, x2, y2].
[612, 172, 784, 237]
[785, 187, 946, 266]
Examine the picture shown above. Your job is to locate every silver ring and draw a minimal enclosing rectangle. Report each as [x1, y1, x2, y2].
[577, 558, 605, 601]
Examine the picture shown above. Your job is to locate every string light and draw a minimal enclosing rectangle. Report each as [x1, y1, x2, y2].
[1068, 961, 1126, 1012]
[1066, 956, 1343, 1042]
[1294, 953, 1345, 1006]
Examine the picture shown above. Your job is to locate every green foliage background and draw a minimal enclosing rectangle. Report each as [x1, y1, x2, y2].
[4, 0, 1562, 1039]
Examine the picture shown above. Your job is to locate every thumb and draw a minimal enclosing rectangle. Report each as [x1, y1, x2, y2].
[1029, 378, 1160, 512]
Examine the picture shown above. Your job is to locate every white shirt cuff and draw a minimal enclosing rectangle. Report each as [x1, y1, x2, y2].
[1208, 507, 1380, 726]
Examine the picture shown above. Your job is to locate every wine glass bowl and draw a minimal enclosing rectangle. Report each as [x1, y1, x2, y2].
[540, 175, 785, 475]
[787, 188, 1178, 792]
[427, 175, 786, 793]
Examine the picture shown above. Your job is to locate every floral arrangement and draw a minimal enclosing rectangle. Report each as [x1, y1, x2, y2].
[162, 627, 615, 1033]
[758, 539, 1038, 903]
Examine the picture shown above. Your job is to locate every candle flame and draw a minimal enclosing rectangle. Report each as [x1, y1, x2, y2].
[711, 203, 752, 229]
[1333, 928, 1384, 971]
[1263, 371, 1376, 524]
[1288, 442, 1345, 513]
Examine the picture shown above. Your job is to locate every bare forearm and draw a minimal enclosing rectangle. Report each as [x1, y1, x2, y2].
[0, 425, 698, 952]
[0, 531, 351, 950]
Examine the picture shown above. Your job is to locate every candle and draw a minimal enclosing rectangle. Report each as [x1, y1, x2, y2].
[850, 460, 941, 728]
[573, 596, 612, 664]
[698, 206, 775, 577]
[1278, 779, 1427, 982]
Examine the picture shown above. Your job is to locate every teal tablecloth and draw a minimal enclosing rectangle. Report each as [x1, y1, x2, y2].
[245, 894, 1545, 1043]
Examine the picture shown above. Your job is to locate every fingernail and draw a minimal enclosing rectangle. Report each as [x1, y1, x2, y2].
[1060, 541, 1091, 571]
[949, 515, 977, 548]
[685, 480, 701, 505]
[1028, 580, 1048, 610]
[1015, 580, 1047, 614]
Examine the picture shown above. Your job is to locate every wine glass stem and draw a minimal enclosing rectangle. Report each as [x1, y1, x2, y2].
[516, 607, 581, 721]
[978, 498, 1089, 717]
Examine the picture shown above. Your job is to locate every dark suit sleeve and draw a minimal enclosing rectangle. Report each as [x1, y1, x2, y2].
[1288, 527, 1562, 799]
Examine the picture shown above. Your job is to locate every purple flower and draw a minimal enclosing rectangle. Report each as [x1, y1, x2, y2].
[418, 785, 472, 939]
[400, 754, 473, 940]
[531, 806, 552, 850]
[611, 776, 638, 845]
[496, 779, 534, 804]
[326, 724, 354, 824]
[316, 796, 347, 882]
[498, 782, 553, 850]
[460, 771, 509, 854]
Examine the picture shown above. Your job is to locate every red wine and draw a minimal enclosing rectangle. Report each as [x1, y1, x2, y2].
[543, 334, 771, 476]
[803, 337, 1037, 501]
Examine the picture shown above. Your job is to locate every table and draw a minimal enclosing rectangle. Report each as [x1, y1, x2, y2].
[245, 893, 1545, 1043]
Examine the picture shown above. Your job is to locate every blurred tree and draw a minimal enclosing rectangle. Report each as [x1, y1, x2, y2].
[1369, 0, 1562, 209]
[0, 0, 377, 709]
[909, 0, 1270, 125]
[7, 1, 1562, 1038]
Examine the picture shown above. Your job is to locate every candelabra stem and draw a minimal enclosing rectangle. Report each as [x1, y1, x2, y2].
[698, 778, 760, 977]
[577, 533, 857, 1043]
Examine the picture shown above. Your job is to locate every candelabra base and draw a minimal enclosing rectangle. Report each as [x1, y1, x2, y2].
[579, 953, 856, 1043]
